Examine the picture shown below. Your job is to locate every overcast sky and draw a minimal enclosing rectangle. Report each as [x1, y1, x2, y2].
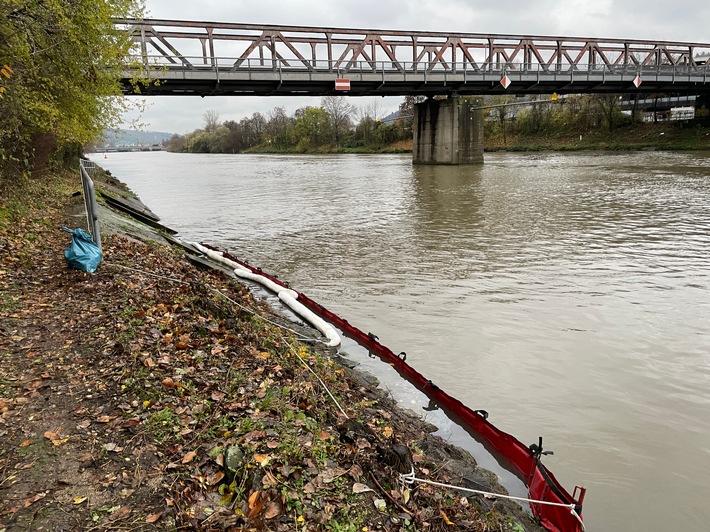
[124, 0, 710, 133]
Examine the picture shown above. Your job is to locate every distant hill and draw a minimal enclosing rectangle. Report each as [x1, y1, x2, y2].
[101, 129, 174, 147]
[381, 110, 401, 125]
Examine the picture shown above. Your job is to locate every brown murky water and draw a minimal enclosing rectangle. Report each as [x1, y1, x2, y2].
[96, 150, 710, 531]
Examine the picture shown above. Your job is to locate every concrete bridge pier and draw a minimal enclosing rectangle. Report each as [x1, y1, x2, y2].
[413, 97, 484, 165]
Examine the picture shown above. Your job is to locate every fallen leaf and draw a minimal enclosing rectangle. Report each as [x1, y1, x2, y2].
[73, 496, 88, 505]
[253, 453, 271, 467]
[111, 506, 132, 521]
[320, 467, 346, 484]
[266, 440, 279, 449]
[352, 482, 373, 494]
[248, 490, 260, 509]
[262, 471, 277, 488]
[145, 512, 162, 523]
[211, 391, 225, 401]
[206, 470, 224, 485]
[440, 510, 454, 526]
[43, 431, 68, 446]
[264, 501, 281, 519]
[23, 492, 46, 507]
[382, 426, 393, 438]
[104, 443, 123, 453]
[162, 378, 176, 388]
[247, 491, 267, 518]
[211, 344, 225, 355]
[348, 464, 363, 479]
[19, 440, 32, 447]
[96, 415, 115, 423]
[182, 450, 197, 464]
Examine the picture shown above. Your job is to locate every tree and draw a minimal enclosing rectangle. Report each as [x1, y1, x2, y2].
[165, 133, 186, 152]
[291, 107, 331, 149]
[356, 100, 384, 147]
[203, 109, 220, 132]
[321, 96, 355, 143]
[486, 95, 516, 145]
[596, 94, 624, 131]
[0, 0, 146, 178]
[397, 95, 426, 130]
[265, 106, 292, 148]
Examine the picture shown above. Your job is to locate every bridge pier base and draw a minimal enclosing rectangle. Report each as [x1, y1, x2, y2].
[413, 97, 484, 165]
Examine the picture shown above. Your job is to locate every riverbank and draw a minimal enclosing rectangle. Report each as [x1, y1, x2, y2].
[243, 139, 413, 155]
[0, 170, 541, 530]
[234, 121, 710, 155]
[486, 121, 710, 152]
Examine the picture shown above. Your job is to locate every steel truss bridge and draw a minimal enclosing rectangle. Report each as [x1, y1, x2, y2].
[116, 19, 710, 97]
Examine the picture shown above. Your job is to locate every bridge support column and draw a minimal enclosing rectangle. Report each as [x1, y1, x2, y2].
[413, 97, 484, 165]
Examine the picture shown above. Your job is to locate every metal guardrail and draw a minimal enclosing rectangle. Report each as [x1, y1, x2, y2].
[130, 56, 710, 76]
[79, 159, 101, 251]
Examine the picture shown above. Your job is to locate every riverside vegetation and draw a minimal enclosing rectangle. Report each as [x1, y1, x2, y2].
[165, 94, 710, 155]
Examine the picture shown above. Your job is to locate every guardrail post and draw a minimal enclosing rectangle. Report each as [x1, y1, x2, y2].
[79, 159, 102, 251]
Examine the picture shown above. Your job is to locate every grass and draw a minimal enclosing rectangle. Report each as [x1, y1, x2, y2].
[486, 122, 710, 152]
[147, 408, 182, 444]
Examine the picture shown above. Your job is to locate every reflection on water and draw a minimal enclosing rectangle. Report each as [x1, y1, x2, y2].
[96, 150, 710, 532]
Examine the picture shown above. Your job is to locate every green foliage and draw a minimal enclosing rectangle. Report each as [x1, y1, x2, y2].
[291, 106, 332, 150]
[485, 94, 637, 146]
[167, 99, 410, 154]
[0, 0, 145, 177]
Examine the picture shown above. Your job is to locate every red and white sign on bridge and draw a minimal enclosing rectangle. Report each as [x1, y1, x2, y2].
[334, 78, 350, 91]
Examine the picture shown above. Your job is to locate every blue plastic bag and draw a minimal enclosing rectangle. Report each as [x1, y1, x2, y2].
[60, 227, 103, 273]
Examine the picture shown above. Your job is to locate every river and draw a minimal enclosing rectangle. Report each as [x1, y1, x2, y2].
[92, 150, 710, 532]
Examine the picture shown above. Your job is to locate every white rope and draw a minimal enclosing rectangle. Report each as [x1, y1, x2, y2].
[109, 263, 190, 285]
[283, 339, 349, 420]
[399, 468, 585, 531]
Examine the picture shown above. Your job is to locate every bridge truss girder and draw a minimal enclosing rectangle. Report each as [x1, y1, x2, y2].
[116, 18, 710, 97]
